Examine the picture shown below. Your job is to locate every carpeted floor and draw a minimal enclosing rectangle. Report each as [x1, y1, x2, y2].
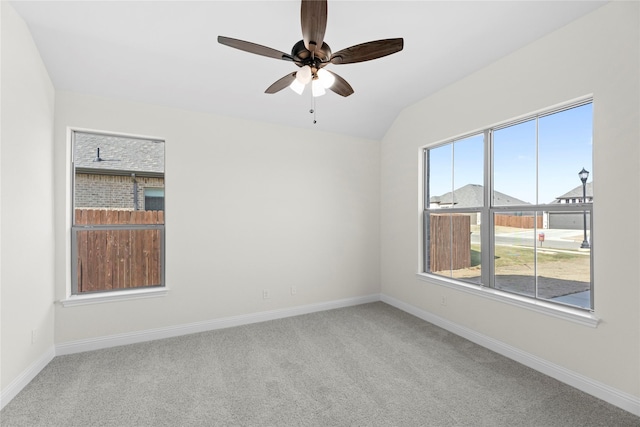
[1, 302, 638, 426]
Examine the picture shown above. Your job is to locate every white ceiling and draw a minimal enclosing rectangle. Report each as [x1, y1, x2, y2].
[11, 1, 606, 140]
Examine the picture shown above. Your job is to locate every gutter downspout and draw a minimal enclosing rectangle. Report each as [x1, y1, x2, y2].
[132, 173, 138, 210]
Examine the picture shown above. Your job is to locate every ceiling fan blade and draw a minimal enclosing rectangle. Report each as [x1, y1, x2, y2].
[330, 38, 404, 65]
[265, 73, 297, 94]
[301, 0, 327, 54]
[218, 36, 293, 61]
[325, 70, 354, 97]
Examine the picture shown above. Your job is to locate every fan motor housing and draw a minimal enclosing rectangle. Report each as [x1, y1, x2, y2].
[291, 40, 331, 67]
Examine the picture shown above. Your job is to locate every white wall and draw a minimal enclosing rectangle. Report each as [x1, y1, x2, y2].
[53, 92, 380, 343]
[0, 1, 56, 392]
[381, 1, 639, 399]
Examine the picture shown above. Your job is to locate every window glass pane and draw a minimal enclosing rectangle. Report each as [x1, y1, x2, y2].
[144, 188, 164, 197]
[428, 213, 453, 277]
[428, 144, 453, 208]
[541, 210, 591, 309]
[74, 132, 165, 224]
[453, 134, 484, 208]
[493, 211, 537, 297]
[75, 228, 163, 293]
[428, 212, 481, 284]
[493, 120, 536, 205]
[145, 196, 165, 211]
[450, 213, 481, 285]
[538, 103, 593, 205]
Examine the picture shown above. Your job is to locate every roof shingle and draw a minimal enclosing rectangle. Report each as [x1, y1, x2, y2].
[74, 132, 164, 174]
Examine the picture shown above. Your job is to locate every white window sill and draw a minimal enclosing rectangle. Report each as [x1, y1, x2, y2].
[415, 273, 599, 328]
[60, 287, 168, 307]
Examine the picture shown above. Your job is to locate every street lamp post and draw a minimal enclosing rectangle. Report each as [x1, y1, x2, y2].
[578, 167, 590, 249]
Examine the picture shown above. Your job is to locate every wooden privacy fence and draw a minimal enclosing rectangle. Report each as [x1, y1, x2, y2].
[74, 209, 164, 293]
[494, 214, 542, 229]
[429, 214, 470, 273]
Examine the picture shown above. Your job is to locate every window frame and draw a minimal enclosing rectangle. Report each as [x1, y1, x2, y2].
[64, 129, 167, 305]
[418, 98, 597, 326]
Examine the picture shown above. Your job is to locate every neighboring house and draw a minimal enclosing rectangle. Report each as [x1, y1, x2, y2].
[74, 132, 165, 211]
[553, 181, 593, 204]
[430, 184, 529, 225]
[548, 182, 593, 230]
[430, 183, 593, 230]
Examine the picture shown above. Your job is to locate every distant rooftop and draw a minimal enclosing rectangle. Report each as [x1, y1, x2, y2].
[74, 132, 164, 175]
[430, 184, 529, 207]
[555, 182, 593, 200]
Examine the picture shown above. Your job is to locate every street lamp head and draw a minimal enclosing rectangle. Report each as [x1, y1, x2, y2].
[578, 167, 589, 184]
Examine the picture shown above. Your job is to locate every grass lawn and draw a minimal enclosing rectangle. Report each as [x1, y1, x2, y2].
[459, 244, 590, 298]
[471, 244, 585, 268]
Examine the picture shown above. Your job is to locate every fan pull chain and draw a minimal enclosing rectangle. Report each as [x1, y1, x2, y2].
[309, 92, 317, 124]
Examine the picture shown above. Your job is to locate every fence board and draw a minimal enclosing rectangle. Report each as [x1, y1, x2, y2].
[494, 214, 542, 229]
[77, 226, 88, 291]
[429, 214, 471, 273]
[75, 209, 163, 293]
[105, 211, 116, 290]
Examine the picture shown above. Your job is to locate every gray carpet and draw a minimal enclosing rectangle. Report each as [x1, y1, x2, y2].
[1, 302, 638, 426]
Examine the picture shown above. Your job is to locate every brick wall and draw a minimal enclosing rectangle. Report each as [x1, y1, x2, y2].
[75, 173, 164, 210]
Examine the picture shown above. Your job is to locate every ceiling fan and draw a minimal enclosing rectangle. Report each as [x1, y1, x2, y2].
[218, 0, 404, 98]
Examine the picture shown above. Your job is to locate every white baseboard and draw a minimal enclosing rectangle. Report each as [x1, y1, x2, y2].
[0, 346, 55, 411]
[380, 293, 640, 417]
[56, 294, 380, 356]
[6, 294, 638, 418]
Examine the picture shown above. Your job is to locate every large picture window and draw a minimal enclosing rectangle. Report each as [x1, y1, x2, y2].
[71, 131, 165, 295]
[423, 100, 593, 310]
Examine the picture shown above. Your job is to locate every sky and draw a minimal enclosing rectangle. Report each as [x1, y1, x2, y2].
[428, 102, 593, 205]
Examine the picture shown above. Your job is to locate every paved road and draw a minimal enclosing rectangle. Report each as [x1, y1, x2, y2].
[470, 228, 590, 251]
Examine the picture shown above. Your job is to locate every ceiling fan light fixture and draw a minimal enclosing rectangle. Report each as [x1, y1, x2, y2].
[317, 68, 335, 89]
[290, 78, 306, 95]
[296, 65, 312, 84]
[312, 79, 326, 97]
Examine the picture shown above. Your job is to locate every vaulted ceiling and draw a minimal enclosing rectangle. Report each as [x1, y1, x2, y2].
[11, 1, 606, 140]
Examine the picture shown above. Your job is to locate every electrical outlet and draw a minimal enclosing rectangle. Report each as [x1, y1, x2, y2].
[31, 329, 37, 344]
[291, 285, 297, 295]
[440, 296, 447, 306]
[263, 289, 270, 300]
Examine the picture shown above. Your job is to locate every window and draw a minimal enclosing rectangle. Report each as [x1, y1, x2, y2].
[144, 188, 165, 211]
[71, 131, 165, 295]
[423, 101, 593, 310]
